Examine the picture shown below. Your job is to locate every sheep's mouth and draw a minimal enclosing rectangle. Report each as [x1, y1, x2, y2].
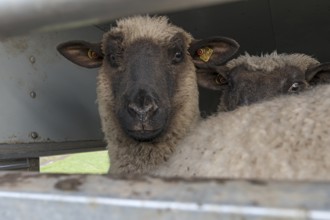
[126, 128, 163, 142]
[118, 106, 170, 142]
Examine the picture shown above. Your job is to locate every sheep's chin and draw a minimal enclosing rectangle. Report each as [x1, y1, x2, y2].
[126, 128, 164, 142]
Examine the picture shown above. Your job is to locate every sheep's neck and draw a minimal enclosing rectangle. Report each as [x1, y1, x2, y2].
[108, 116, 200, 175]
[109, 138, 177, 175]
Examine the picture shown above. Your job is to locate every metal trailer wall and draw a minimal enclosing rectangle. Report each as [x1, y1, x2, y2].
[0, 26, 106, 170]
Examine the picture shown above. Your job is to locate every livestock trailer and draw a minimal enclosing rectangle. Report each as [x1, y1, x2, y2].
[0, 0, 329, 219]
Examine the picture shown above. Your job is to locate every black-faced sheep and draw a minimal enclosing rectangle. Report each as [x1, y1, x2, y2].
[57, 15, 239, 175]
[195, 52, 330, 111]
[152, 84, 330, 180]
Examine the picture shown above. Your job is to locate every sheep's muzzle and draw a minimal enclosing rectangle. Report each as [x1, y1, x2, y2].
[117, 87, 170, 142]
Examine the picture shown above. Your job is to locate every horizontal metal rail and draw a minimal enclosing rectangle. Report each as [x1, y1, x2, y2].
[0, 172, 330, 219]
[0, 158, 39, 171]
[0, 140, 106, 159]
[0, 0, 237, 38]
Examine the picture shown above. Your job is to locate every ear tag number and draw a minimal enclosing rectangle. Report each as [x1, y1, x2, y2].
[88, 49, 98, 60]
[197, 47, 213, 62]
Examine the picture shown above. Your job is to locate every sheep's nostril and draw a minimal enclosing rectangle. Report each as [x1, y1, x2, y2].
[128, 102, 158, 121]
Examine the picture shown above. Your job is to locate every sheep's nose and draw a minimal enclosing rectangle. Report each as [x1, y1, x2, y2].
[127, 100, 158, 122]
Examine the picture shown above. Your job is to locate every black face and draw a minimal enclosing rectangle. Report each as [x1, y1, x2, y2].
[103, 34, 187, 142]
[223, 65, 308, 111]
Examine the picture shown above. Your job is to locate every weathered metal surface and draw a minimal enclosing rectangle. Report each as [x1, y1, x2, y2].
[0, 172, 330, 219]
[0, 25, 107, 160]
[0, 26, 104, 147]
[0, 0, 238, 39]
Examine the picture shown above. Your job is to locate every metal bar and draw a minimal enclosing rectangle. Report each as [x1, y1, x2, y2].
[0, 172, 330, 219]
[0, 0, 238, 39]
[0, 140, 106, 159]
[0, 158, 39, 171]
[0, 159, 30, 170]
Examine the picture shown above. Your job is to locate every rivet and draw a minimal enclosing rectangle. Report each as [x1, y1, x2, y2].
[30, 132, 39, 139]
[29, 56, 36, 64]
[30, 91, 36, 99]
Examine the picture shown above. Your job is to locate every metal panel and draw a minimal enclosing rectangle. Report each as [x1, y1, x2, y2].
[0, 0, 238, 39]
[1, 172, 330, 219]
[270, 0, 330, 62]
[0, 26, 104, 151]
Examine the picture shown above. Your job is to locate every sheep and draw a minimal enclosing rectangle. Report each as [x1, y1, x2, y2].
[195, 51, 330, 111]
[152, 84, 330, 180]
[57, 15, 240, 175]
[57, 15, 330, 180]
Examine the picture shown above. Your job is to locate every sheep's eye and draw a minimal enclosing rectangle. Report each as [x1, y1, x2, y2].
[288, 82, 300, 93]
[172, 51, 184, 64]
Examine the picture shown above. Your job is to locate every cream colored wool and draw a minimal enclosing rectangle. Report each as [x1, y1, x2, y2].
[153, 85, 330, 180]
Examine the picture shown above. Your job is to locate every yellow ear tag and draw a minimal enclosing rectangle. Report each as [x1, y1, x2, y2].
[197, 47, 213, 62]
[88, 49, 98, 60]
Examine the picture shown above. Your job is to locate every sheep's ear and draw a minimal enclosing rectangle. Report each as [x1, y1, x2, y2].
[188, 36, 239, 69]
[305, 62, 330, 85]
[57, 41, 103, 68]
[196, 66, 229, 91]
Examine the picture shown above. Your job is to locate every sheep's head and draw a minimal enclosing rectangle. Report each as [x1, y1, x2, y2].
[57, 16, 239, 142]
[195, 52, 330, 111]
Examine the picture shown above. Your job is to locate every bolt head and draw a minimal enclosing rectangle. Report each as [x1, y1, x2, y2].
[29, 56, 36, 63]
[30, 91, 36, 99]
[30, 132, 39, 139]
